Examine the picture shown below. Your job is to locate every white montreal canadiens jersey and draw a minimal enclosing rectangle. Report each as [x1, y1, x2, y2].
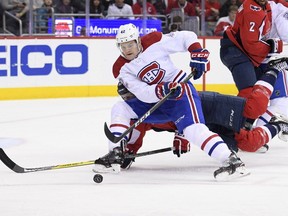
[265, 2, 288, 99]
[267, 1, 288, 43]
[115, 31, 199, 103]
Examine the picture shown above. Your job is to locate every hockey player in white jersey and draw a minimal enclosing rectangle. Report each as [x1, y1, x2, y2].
[94, 23, 249, 180]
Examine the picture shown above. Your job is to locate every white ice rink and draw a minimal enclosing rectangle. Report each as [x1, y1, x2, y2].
[0, 97, 287, 216]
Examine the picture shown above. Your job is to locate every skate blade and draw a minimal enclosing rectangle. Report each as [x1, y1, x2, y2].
[278, 132, 288, 142]
[215, 166, 251, 181]
[92, 164, 121, 174]
[255, 144, 269, 153]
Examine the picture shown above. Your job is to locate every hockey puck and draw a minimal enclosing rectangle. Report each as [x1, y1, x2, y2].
[93, 174, 103, 183]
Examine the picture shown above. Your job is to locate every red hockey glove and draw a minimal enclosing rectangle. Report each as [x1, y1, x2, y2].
[173, 133, 190, 157]
[156, 82, 185, 100]
[266, 38, 283, 53]
[190, 48, 210, 80]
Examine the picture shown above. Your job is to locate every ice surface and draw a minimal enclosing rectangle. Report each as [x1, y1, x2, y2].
[0, 97, 287, 216]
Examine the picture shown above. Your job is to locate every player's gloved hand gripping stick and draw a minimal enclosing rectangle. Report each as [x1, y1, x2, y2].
[104, 69, 196, 143]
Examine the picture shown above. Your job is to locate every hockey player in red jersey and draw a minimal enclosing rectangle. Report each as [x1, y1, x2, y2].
[253, 1, 288, 142]
[94, 23, 249, 180]
[220, 0, 288, 129]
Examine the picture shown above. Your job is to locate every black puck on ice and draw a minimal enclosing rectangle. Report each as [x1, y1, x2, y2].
[93, 174, 103, 183]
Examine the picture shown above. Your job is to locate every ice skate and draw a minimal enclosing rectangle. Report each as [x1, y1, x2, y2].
[267, 57, 288, 72]
[121, 151, 135, 169]
[93, 147, 124, 173]
[214, 153, 250, 181]
[269, 113, 288, 142]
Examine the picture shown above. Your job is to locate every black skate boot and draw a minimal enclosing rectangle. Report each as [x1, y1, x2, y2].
[121, 151, 135, 170]
[93, 147, 124, 173]
[214, 153, 250, 181]
[267, 57, 288, 72]
[269, 113, 288, 142]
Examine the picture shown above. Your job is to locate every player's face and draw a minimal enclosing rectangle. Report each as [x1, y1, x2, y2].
[119, 40, 141, 60]
[254, 0, 267, 6]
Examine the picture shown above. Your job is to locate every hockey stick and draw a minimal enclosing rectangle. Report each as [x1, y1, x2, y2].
[126, 147, 173, 158]
[104, 71, 195, 143]
[0, 147, 173, 173]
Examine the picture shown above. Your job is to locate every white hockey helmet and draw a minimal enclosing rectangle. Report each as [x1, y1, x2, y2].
[116, 23, 140, 46]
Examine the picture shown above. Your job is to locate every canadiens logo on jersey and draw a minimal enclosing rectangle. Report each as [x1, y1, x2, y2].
[137, 61, 165, 85]
[250, 4, 261, 11]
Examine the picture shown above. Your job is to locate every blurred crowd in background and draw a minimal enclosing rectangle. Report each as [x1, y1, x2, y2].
[0, 0, 287, 36]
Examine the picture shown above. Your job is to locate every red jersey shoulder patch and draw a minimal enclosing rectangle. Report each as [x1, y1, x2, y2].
[113, 56, 129, 78]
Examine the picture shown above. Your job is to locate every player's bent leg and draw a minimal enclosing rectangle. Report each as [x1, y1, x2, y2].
[108, 101, 139, 151]
[121, 122, 150, 169]
[183, 123, 249, 180]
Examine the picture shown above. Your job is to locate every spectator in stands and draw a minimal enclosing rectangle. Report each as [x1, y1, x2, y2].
[102, 0, 112, 12]
[214, 5, 237, 36]
[219, 0, 241, 18]
[204, 0, 221, 35]
[153, 0, 166, 15]
[33, 0, 45, 9]
[35, 0, 54, 33]
[169, 15, 183, 32]
[1, 0, 28, 36]
[55, 0, 86, 10]
[71, 0, 86, 13]
[0, 3, 3, 33]
[205, 0, 221, 21]
[54, 0, 75, 13]
[107, 0, 134, 19]
[124, 0, 134, 7]
[90, 0, 106, 17]
[166, 0, 197, 16]
[132, 0, 157, 18]
[153, 0, 175, 15]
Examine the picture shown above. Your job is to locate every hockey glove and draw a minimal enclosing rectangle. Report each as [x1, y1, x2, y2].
[117, 81, 135, 101]
[173, 133, 190, 157]
[190, 48, 210, 80]
[155, 82, 185, 100]
[266, 38, 283, 53]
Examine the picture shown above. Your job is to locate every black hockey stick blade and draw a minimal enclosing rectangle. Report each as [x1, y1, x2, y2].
[0, 148, 95, 173]
[104, 71, 195, 143]
[0, 148, 24, 173]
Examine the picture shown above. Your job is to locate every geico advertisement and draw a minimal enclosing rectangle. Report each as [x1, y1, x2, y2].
[0, 38, 118, 88]
[1, 38, 286, 89]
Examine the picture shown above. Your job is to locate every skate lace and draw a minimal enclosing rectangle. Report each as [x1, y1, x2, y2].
[280, 123, 288, 133]
[273, 61, 288, 71]
[223, 154, 242, 167]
